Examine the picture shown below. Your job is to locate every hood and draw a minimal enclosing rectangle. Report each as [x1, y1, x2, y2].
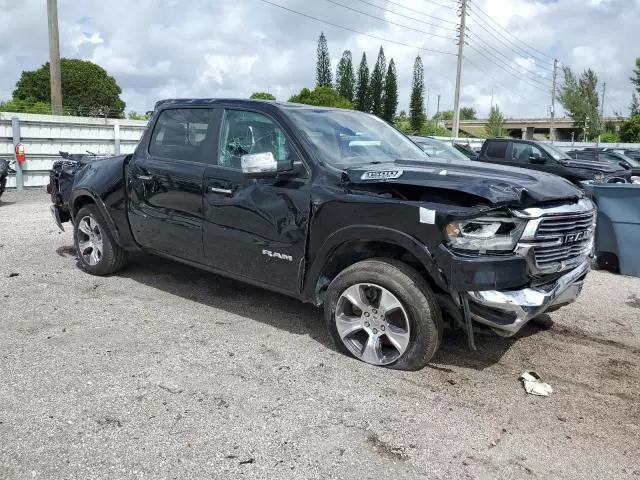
[345, 159, 583, 206]
[560, 157, 627, 173]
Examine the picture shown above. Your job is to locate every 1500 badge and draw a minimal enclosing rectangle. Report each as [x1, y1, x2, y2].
[262, 249, 293, 262]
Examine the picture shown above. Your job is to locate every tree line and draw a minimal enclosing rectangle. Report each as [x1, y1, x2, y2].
[555, 57, 640, 142]
[273, 32, 484, 137]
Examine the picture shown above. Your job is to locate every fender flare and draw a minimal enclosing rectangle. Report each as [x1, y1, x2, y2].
[302, 225, 447, 302]
[69, 188, 122, 245]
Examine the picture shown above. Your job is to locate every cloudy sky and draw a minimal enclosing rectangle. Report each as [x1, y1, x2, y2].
[0, 0, 639, 119]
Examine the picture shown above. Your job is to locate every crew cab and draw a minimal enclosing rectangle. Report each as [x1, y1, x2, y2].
[478, 138, 629, 184]
[48, 99, 596, 370]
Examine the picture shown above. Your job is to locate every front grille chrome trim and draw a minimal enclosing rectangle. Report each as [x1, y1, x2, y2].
[512, 198, 596, 275]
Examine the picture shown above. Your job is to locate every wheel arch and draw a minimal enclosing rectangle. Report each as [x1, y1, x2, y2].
[304, 225, 447, 305]
[70, 189, 122, 245]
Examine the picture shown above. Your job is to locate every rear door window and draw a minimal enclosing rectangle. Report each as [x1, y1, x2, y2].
[149, 108, 214, 162]
[485, 141, 508, 159]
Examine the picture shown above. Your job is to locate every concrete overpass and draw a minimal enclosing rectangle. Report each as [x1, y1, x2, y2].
[443, 117, 624, 140]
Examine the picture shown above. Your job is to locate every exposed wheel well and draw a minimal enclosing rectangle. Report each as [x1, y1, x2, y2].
[72, 195, 96, 218]
[313, 240, 441, 305]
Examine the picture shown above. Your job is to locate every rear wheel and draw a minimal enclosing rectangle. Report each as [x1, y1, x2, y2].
[74, 205, 128, 275]
[324, 258, 442, 370]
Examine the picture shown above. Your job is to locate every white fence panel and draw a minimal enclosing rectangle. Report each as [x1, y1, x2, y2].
[1, 112, 147, 188]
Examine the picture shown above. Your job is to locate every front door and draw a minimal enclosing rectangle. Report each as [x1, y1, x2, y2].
[510, 141, 558, 175]
[202, 107, 311, 294]
[128, 107, 216, 262]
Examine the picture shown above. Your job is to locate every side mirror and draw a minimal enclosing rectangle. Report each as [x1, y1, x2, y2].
[241, 152, 292, 178]
[619, 161, 631, 170]
[529, 155, 546, 164]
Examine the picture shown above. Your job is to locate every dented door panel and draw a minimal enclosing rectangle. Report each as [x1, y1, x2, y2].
[203, 167, 311, 294]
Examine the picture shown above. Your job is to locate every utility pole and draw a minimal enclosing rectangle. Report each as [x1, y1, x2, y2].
[550, 59, 559, 143]
[490, 85, 494, 110]
[426, 84, 430, 119]
[47, 0, 63, 115]
[598, 82, 606, 146]
[452, 0, 468, 139]
[436, 94, 441, 119]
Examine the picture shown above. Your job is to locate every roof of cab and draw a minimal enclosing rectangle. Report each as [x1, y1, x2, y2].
[153, 98, 351, 112]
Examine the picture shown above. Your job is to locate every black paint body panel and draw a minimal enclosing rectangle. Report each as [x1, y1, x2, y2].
[58, 99, 588, 304]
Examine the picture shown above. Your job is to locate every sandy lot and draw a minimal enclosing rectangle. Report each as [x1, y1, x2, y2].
[1, 189, 639, 479]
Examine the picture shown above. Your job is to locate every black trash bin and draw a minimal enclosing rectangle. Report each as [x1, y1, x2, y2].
[583, 183, 640, 277]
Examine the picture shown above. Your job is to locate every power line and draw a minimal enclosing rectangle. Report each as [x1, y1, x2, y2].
[257, 0, 458, 56]
[465, 41, 550, 89]
[467, 30, 552, 80]
[352, 0, 458, 30]
[321, 0, 457, 41]
[464, 56, 537, 104]
[466, 44, 549, 92]
[466, 8, 554, 67]
[358, 0, 458, 25]
[468, 0, 555, 63]
[420, 0, 459, 9]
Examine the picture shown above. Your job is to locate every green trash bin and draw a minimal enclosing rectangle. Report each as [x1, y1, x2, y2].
[583, 183, 640, 277]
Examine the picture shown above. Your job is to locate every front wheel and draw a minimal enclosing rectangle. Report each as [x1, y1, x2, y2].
[74, 205, 128, 275]
[324, 258, 443, 370]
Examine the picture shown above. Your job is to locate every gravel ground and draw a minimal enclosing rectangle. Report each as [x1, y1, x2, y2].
[1, 189, 639, 480]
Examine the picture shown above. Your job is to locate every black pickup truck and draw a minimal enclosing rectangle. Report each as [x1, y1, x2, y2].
[48, 99, 595, 370]
[477, 138, 629, 184]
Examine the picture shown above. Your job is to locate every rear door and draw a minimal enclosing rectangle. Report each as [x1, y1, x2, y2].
[201, 107, 311, 294]
[127, 107, 216, 262]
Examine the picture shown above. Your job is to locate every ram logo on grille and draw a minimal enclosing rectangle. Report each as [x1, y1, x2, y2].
[564, 230, 591, 244]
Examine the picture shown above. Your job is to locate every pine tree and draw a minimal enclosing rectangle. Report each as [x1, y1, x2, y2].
[631, 57, 640, 96]
[335, 50, 355, 102]
[355, 53, 370, 112]
[631, 92, 640, 116]
[409, 56, 425, 132]
[485, 105, 505, 137]
[369, 47, 386, 117]
[382, 59, 398, 122]
[316, 32, 332, 88]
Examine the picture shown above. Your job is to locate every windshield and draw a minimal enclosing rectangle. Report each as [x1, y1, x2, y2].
[412, 137, 470, 162]
[285, 108, 427, 168]
[543, 144, 572, 161]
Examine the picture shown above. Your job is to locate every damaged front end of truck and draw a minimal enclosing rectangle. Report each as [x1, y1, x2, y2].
[325, 162, 596, 349]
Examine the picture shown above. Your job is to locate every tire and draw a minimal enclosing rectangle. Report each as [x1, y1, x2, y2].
[73, 205, 128, 275]
[324, 258, 443, 371]
[0, 178, 6, 200]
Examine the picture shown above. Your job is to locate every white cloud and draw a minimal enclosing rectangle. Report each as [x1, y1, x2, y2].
[0, 0, 638, 119]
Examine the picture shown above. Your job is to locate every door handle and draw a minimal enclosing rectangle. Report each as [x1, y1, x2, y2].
[136, 174, 153, 181]
[210, 186, 233, 195]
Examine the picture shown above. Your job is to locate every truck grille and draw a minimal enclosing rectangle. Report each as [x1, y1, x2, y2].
[532, 212, 596, 272]
[515, 201, 596, 275]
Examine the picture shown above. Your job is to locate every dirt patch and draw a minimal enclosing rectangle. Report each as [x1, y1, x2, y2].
[365, 432, 409, 461]
[625, 295, 640, 309]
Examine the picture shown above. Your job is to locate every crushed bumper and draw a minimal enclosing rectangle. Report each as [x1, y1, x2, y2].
[465, 260, 590, 336]
[50, 204, 67, 232]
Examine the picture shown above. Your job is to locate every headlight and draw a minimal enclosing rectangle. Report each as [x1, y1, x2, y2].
[445, 215, 525, 252]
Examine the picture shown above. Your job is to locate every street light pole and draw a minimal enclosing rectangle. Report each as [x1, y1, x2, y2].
[47, 0, 63, 115]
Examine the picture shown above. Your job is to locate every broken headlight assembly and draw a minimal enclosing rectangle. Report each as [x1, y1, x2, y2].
[445, 215, 526, 252]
